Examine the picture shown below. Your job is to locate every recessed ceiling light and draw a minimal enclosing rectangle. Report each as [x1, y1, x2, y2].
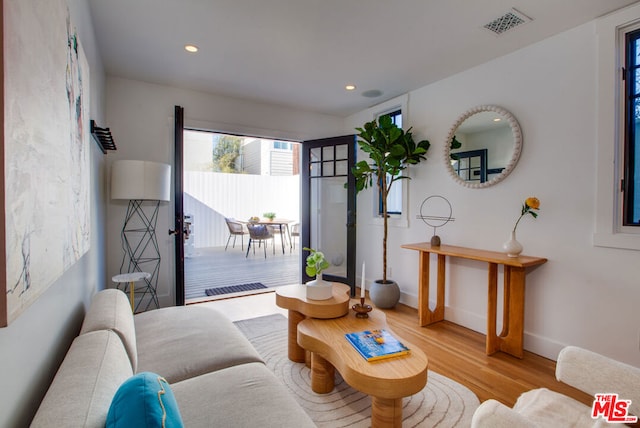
[493, 117, 502, 122]
[345, 84, 356, 91]
[184, 44, 199, 53]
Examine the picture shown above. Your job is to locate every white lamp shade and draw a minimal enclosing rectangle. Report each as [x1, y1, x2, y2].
[111, 160, 171, 201]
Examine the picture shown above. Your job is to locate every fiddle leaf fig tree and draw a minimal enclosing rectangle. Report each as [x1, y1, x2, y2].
[352, 115, 430, 283]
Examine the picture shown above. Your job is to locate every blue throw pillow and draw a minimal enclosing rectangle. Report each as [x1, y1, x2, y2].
[107, 372, 184, 428]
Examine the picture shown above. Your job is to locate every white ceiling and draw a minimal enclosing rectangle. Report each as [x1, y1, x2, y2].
[88, 0, 639, 117]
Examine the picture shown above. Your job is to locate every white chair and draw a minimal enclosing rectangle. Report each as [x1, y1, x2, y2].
[471, 346, 640, 427]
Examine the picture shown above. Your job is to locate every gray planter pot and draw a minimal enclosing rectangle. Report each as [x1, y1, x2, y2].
[369, 279, 400, 309]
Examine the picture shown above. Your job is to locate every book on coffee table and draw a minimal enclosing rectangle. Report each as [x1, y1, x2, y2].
[345, 329, 410, 362]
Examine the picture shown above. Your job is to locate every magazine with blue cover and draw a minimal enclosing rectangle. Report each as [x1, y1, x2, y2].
[345, 329, 410, 362]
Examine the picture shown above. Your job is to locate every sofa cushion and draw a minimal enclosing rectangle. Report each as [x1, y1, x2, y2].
[31, 330, 134, 428]
[106, 372, 184, 428]
[171, 362, 315, 427]
[80, 288, 138, 371]
[513, 388, 598, 427]
[134, 306, 263, 383]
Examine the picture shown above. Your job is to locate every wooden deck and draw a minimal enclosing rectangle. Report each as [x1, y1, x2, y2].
[185, 243, 301, 302]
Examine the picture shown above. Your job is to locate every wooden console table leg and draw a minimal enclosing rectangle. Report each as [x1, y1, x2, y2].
[287, 310, 306, 362]
[500, 267, 512, 337]
[310, 352, 335, 393]
[371, 396, 403, 428]
[486, 262, 499, 355]
[434, 254, 446, 320]
[499, 267, 526, 358]
[418, 252, 446, 326]
[418, 251, 430, 326]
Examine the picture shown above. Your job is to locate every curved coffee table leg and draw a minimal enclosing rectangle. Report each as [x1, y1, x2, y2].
[287, 310, 306, 362]
[371, 397, 403, 428]
[310, 352, 335, 394]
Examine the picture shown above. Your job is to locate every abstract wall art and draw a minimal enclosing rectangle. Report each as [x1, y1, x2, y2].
[2, 0, 91, 326]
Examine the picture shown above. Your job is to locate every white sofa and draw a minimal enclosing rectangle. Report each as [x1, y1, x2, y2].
[31, 289, 314, 427]
[471, 346, 640, 427]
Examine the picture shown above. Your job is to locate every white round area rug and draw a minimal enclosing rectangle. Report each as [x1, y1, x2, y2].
[235, 314, 480, 427]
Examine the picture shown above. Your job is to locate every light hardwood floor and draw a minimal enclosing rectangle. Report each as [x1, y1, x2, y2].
[197, 291, 593, 409]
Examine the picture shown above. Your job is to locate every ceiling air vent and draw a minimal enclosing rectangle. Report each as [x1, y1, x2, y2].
[484, 8, 532, 35]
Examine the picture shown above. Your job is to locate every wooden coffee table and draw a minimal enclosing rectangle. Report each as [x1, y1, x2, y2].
[297, 307, 428, 428]
[275, 283, 351, 362]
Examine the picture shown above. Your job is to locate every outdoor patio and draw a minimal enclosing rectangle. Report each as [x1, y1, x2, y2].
[185, 243, 301, 302]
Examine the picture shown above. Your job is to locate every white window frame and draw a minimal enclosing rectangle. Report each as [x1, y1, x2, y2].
[368, 95, 409, 228]
[594, 3, 640, 250]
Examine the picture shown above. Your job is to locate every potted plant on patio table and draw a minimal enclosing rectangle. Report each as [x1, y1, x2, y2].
[351, 115, 430, 308]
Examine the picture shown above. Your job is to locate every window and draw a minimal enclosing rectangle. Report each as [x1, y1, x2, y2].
[624, 29, 640, 226]
[593, 4, 640, 250]
[361, 94, 409, 228]
[386, 109, 402, 128]
[273, 141, 292, 150]
[378, 109, 402, 215]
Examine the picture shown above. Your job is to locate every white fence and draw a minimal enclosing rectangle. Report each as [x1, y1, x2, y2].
[184, 171, 300, 248]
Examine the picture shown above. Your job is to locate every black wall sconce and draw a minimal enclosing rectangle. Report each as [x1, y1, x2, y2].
[90, 120, 117, 153]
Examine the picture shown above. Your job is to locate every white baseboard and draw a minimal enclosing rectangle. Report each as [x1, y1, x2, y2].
[523, 332, 565, 361]
[399, 292, 419, 309]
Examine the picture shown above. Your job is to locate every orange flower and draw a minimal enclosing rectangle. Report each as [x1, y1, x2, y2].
[525, 197, 540, 210]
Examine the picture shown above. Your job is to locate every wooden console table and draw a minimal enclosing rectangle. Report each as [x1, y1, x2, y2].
[401, 243, 547, 358]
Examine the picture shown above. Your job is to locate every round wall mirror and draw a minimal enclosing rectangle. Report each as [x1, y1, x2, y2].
[444, 105, 522, 188]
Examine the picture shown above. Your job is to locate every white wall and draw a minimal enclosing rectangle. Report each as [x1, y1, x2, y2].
[0, 1, 107, 426]
[105, 76, 346, 308]
[347, 7, 640, 366]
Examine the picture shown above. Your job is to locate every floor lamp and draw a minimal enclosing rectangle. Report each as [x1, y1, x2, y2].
[111, 160, 171, 312]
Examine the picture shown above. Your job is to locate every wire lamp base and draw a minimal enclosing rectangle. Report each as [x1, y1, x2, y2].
[119, 199, 161, 312]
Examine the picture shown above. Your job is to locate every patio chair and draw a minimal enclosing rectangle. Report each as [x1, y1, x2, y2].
[246, 223, 275, 258]
[290, 223, 300, 249]
[224, 218, 248, 251]
[268, 224, 289, 251]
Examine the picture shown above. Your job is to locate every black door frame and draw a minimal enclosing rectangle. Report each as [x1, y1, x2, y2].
[173, 105, 185, 306]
